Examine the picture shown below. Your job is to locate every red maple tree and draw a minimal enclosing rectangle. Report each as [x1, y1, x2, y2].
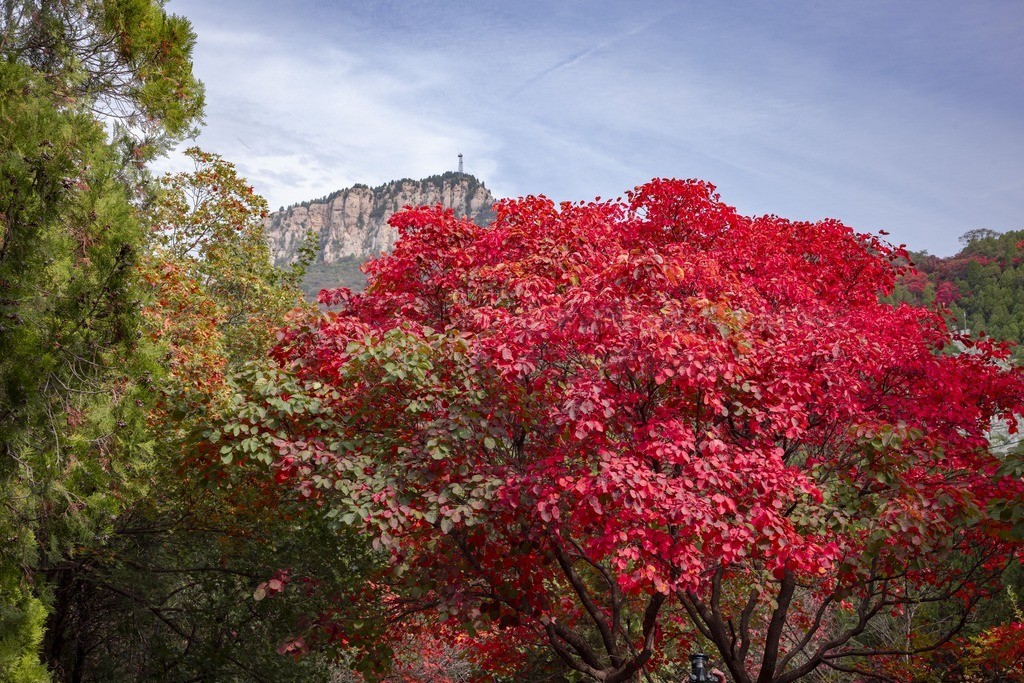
[242, 179, 1024, 681]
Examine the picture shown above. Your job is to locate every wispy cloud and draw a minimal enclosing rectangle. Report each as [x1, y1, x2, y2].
[163, 0, 1024, 256]
[160, 15, 499, 209]
[508, 9, 680, 99]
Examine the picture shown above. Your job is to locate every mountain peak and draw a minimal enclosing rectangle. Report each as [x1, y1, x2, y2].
[265, 173, 496, 269]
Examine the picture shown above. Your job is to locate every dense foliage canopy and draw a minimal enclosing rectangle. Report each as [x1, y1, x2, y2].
[231, 179, 1024, 681]
[0, 0, 209, 661]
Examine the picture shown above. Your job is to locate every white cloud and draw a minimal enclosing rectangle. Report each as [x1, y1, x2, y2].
[161, 0, 1024, 256]
[163, 9, 501, 208]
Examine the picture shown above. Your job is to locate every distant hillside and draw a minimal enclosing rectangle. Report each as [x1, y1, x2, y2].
[893, 228, 1024, 351]
[265, 172, 496, 298]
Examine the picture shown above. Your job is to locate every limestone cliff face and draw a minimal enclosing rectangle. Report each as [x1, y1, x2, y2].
[265, 172, 496, 267]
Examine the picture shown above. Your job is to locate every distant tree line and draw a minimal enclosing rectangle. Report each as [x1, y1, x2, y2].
[893, 228, 1024, 354]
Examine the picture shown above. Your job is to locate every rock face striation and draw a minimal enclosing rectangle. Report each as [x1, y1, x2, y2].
[265, 172, 496, 268]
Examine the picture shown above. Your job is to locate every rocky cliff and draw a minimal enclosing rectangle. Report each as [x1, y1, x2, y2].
[265, 172, 496, 268]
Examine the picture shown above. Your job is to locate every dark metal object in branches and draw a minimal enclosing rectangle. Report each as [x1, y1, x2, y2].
[689, 653, 714, 682]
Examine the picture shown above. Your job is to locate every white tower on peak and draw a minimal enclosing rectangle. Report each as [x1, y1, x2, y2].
[458, 152, 463, 174]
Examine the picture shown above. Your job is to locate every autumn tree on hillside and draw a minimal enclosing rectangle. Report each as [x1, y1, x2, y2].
[221, 180, 1024, 681]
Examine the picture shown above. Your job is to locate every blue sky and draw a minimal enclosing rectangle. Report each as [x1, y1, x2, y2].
[163, 0, 1024, 256]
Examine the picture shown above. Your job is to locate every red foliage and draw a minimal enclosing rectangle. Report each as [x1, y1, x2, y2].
[901, 271, 930, 295]
[258, 179, 1024, 681]
[382, 619, 532, 682]
[935, 280, 962, 306]
[967, 621, 1024, 680]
